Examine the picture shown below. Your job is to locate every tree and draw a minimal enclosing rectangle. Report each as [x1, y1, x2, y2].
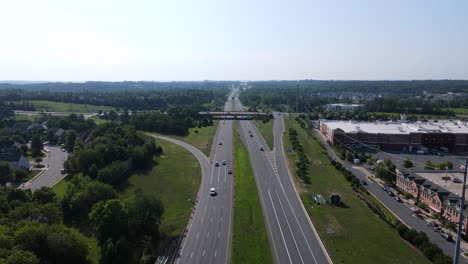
[125, 195, 164, 242]
[34, 157, 42, 167]
[0, 161, 14, 186]
[64, 130, 78, 152]
[33, 187, 57, 204]
[5, 249, 39, 264]
[89, 199, 128, 242]
[424, 161, 435, 170]
[403, 159, 413, 168]
[30, 135, 43, 157]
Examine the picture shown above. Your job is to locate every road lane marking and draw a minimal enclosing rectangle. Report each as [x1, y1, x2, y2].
[202, 249, 205, 257]
[218, 231, 220, 238]
[210, 162, 215, 185]
[196, 232, 199, 239]
[190, 252, 193, 259]
[201, 216, 204, 223]
[207, 232, 210, 238]
[268, 189, 293, 264]
[220, 216, 223, 222]
[215, 250, 217, 258]
[217, 166, 221, 183]
[211, 217, 213, 223]
[275, 190, 305, 264]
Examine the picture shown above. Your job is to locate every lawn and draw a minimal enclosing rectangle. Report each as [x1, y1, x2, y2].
[231, 123, 272, 264]
[283, 118, 430, 264]
[444, 108, 468, 115]
[119, 140, 201, 238]
[15, 100, 115, 113]
[88, 115, 112, 125]
[52, 176, 71, 198]
[254, 119, 274, 150]
[154, 122, 218, 157]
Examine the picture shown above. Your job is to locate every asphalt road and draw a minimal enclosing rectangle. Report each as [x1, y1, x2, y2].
[23, 146, 68, 191]
[170, 90, 236, 264]
[314, 129, 468, 263]
[234, 96, 331, 264]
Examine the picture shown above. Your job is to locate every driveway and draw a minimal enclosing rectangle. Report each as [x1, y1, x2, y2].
[22, 146, 69, 191]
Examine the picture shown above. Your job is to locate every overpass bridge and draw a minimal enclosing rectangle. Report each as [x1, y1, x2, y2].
[198, 111, 269, 120]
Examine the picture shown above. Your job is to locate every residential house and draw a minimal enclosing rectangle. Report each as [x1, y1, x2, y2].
[0, 153, 29, 169]
[443, 196, 468, 235]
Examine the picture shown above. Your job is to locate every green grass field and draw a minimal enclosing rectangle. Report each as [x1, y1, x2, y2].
[444, 108, 468, 115]
[15, 100, 115, 113]
[52, 176, 71, 198]
[153, 122, 218, 157]
[254, 119, 274, 150]
[283, 118, 430, 264]
[231, 123, 273, 264]
[88, 115, 112, 125]
[119, 140, 201, 238]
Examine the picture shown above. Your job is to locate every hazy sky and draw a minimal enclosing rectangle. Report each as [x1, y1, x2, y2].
[1, 0, 467, 81]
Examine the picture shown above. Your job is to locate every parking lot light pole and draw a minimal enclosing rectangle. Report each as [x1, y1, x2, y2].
[454, 159, 468, 264]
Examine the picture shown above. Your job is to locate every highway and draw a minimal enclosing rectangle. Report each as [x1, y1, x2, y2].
[234, 95, 331, 264]
[173, 90, 236, 264]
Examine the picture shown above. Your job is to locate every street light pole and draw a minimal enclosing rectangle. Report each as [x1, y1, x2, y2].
[454, 159, 468, 264]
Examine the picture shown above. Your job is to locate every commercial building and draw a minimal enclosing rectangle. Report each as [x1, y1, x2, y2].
[320, 119, 468, 153]
[325, 103, 365, 112]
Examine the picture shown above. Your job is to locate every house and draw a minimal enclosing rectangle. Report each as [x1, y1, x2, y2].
[0, 139, 22, 154]
[27, 122, 48, 133]
[443, 196, 468, 235]
[418, 182, 450, 213]
[0, 153, 29, 169]
[395, 169, 425, 200]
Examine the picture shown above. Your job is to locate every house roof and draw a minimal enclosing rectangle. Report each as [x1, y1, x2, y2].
[0, 153, 22, 162]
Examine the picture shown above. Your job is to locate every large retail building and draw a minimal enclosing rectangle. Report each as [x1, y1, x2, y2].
[320, 119, 468, 153]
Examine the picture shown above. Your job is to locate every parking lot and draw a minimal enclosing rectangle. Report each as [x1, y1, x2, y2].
[373, 151, 466, 171]
[415, 171, 465, 195]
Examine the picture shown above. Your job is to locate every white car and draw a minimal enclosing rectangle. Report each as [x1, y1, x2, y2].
[222, 160, 227, 165]
[210, 188, 217, 196]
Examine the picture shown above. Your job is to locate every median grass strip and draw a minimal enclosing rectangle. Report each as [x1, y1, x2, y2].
[254, 119, 274, 150]
[119, 140, 201, 238]
[232, 123, 273, 264]
[283, 118, 430, 264]
[15, 100, 116, 112]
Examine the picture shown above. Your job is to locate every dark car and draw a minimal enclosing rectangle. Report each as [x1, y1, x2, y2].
[250, 134, 254, 137]
[228, 169, 232, 174]
[427, 222, 441, 232]
[387, 191, 394, 197]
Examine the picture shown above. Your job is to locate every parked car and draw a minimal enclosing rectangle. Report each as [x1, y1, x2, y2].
[440, 231, 454, 242]
[361, 180, 368, 185]
[395, 196, 402, 202]
[452, 178, 462, 183]
[427, 222, 441, 232]
[388, 191, 394, 197]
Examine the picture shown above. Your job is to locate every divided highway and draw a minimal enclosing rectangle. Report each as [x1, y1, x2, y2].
[174, 91, 236, 264]
[234, 95, 331, 264]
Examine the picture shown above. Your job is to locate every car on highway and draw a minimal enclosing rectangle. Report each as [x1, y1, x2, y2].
[219, 142, 223, 145]
[210, 188, 217, 196]
[427, 222, 441, 232]
[260, 146, 264, 151]
[250, 134, 253, 137]
[214, 161, 220, 166]
[222, 160, 227, 165]
[228, 169, 232, 174]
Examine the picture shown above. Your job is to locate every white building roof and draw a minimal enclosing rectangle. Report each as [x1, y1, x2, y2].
[321, 119, 468, 134]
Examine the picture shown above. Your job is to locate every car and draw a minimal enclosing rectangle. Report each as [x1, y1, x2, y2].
[361, 180, 368, 185]
[427, 222, 441, 232]
[250, 134, 253, 137]
[61, 169, 65, 175]
[248, 130, 251, 133]
[61, 148, 66, 152]
[452, 178, 463, 183]
[210, 188, 217, 196]
[395, 196, 402, 202]
[219, 142, 223, 145]
[440, 231, 454, 242]
[228, 169, 232, 174]
[260, 146, 264, 151]
[214, 161, 220, 166]
[222, 160, 227, 165]
[387, 191, 394, 197]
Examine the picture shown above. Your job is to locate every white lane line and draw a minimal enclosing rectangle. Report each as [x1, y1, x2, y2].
[220, 216, 223, 222]
[275, 190, 305, 264]
[215, 250, 217, 258]
[207, 232, 210, 238]
[202, 249, 205, 257]
[196, 232, 199, 239]
[190, 252, 193, 259]
[217, 165, 221, 183]
[201, 216, 204, 223]
[209, 162, 215, 185]
[268, 189, 293, 264]
[218, 231, 220, 238]
[211, 217, 213, 223]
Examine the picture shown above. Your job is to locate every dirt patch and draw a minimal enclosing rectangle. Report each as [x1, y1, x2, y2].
[322, 213, 343, 235]
[313, 160, 322, 166]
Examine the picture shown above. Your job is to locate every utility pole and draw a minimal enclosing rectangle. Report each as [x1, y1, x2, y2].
[454, 159, 468, 264]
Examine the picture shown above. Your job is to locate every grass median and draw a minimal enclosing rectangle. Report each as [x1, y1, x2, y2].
[232, 122, 273, 264]
[282, 117, 430, 264]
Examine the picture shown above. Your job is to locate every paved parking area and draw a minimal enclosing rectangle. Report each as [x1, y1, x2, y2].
[373, 151, 466, 170]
